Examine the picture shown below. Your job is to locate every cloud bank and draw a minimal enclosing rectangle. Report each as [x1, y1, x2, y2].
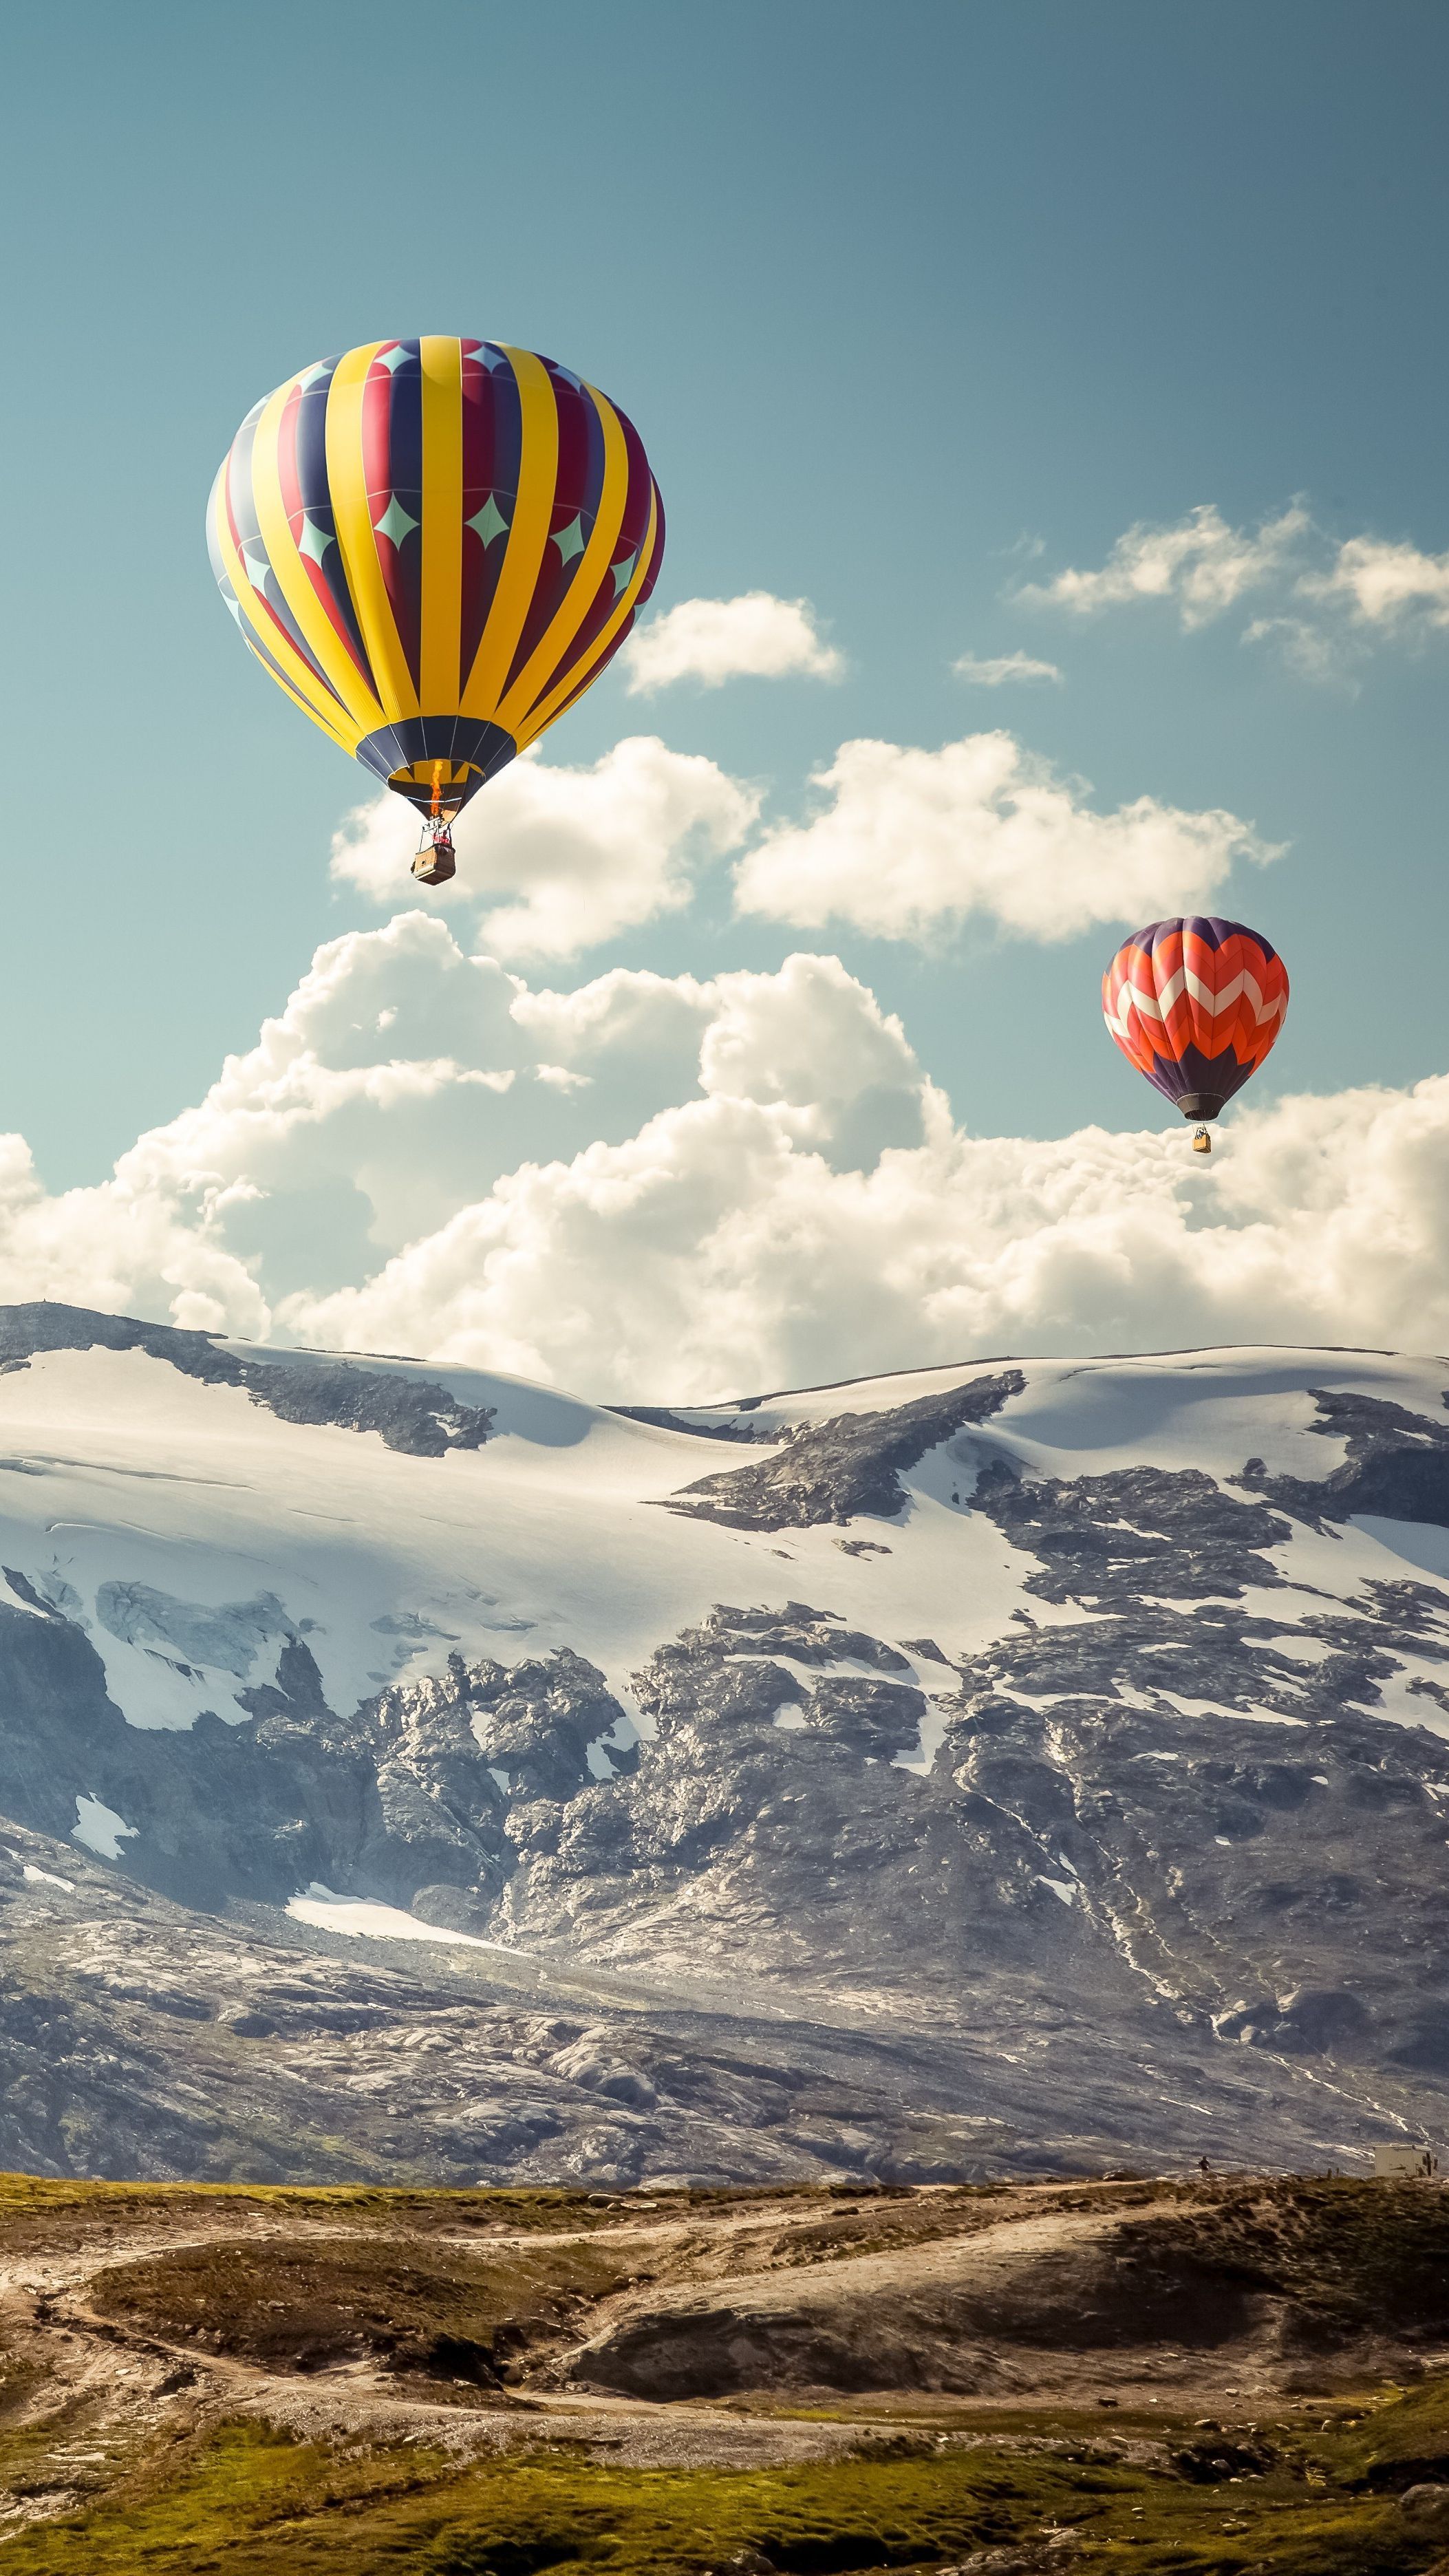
[620, 592, 843, 691]
[732, 732, 1278, 944]
[332, 722, 1269, 958]
[1, 914, 1446, 1403]
[331, 736, 758, 958]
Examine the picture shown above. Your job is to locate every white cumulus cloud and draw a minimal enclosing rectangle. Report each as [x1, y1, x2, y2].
[279, 1064, 1449, 1404]
[331, 736, 758, 959]
[1, 916, 1448, 1403]
[954, 651, 1062, 687]
[1020, 504, 1309, 627]
[619, 592, 843, 692]
[731, 731, 1278, 945]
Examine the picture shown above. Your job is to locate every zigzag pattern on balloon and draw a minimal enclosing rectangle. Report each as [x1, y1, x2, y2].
[1102, 916, 1289, 1112]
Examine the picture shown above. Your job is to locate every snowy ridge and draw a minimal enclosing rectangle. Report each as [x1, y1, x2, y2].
[1, 1307, 1448, 2183]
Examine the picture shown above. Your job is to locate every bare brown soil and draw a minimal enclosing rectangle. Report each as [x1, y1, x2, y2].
[1, 2172, 1448, 2568]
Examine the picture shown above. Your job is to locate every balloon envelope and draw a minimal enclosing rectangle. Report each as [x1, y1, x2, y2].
[208, 338, 664, 816]
[1102, 916, 1288, 1118]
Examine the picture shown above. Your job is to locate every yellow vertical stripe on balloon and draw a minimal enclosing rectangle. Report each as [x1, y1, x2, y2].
[460, 345, 558, 722]
[495, 383, 627, 736]
[418, 336, 464, 712]
[513, 485, 661, 749]
[250, 378, 383, 735]
[325, 342, 420, 724]
[212, 466, 358, 753]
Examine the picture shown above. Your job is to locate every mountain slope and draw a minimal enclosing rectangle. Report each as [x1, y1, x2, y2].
[0, 1302, 1446, 2182]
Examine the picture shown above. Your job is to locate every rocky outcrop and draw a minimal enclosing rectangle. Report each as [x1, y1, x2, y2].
[0, 1300, 494, 1453]
[0, 1810, 1414, 2186]
[1241, 1386, 1449, 1530]
[969, 1459, 1293, 1602]
[665, 1370, 1024, 1529]
[1, 1317, 1448, 2184]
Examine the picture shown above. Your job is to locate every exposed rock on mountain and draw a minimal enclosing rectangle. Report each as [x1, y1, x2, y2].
[0, 1308, 1445, 2183]
[666, 1369, 1024, 1528]
[0, 1299, 495, 1454]
[1242, 1385, 1449, 1530]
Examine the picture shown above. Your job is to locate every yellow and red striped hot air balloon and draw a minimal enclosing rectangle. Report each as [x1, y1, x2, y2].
[208, 337, 664, 881]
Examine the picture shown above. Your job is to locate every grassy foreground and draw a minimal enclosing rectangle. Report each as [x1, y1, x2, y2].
[3, 2174, 1449, 2570]
[3, 2387, 1449, 2573]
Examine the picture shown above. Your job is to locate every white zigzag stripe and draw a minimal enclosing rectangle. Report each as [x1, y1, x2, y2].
[1104, 969, 1285, 1041]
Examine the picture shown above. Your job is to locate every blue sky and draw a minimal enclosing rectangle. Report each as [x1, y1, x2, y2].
[1, 0, 1442, 1181]
[0, 3, 1446, 1397]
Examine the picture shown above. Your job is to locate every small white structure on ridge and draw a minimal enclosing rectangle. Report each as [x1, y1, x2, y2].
[1373, 2143, 1440, 2180]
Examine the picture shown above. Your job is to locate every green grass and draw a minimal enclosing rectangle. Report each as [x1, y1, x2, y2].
[0, 2425, 1093, 2572]
[6, 2178, 1449, 2571]
[3, 2407, 1449, 2575]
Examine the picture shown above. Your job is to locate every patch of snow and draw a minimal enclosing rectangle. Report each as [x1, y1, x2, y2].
[1038, 1875, 1077, 1906]
[903, 1441, 985, 1510]
[891, 1700, 954, 1774]
[1262, 1634, 1336, 1665]
[584, 1737, 616, 1779]
[984, 1348, 1435, 1483]
[1351, 1515, 1449, 1583]
[6, 1339, 1449, 1781]
[1356, 1659, 1449, 1740]
[23, 1862, 74, 1891]
[286, 1883, 511, 1951]
[773, 1702, 808, 1730]
[97, 1580, 294, 1679]
[487, 1767, 511, 1794]
[1158, 1688, 1307, 1729]
[72, 1795, 138, 1861]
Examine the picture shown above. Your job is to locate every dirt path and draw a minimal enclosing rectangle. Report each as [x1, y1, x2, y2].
[0, 2177, 1388, 2492]
[0, 2197, 979, 2476]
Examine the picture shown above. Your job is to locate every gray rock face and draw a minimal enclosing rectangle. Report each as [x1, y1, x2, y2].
[0, 1310, 1447, 2184]
[666, 1370, 1024, 1528]
[1243, 1386, 1449, 1527]
[969, 1459, 1293, 1601]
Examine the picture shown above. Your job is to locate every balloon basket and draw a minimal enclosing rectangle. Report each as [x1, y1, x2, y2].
[412, 827, 456, 888]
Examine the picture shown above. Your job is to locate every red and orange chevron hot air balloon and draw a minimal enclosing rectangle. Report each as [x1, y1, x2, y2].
[1102, 916, 1288, 1153]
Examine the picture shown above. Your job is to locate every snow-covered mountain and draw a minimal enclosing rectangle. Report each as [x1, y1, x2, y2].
[1, 1300, 1447, 2186]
